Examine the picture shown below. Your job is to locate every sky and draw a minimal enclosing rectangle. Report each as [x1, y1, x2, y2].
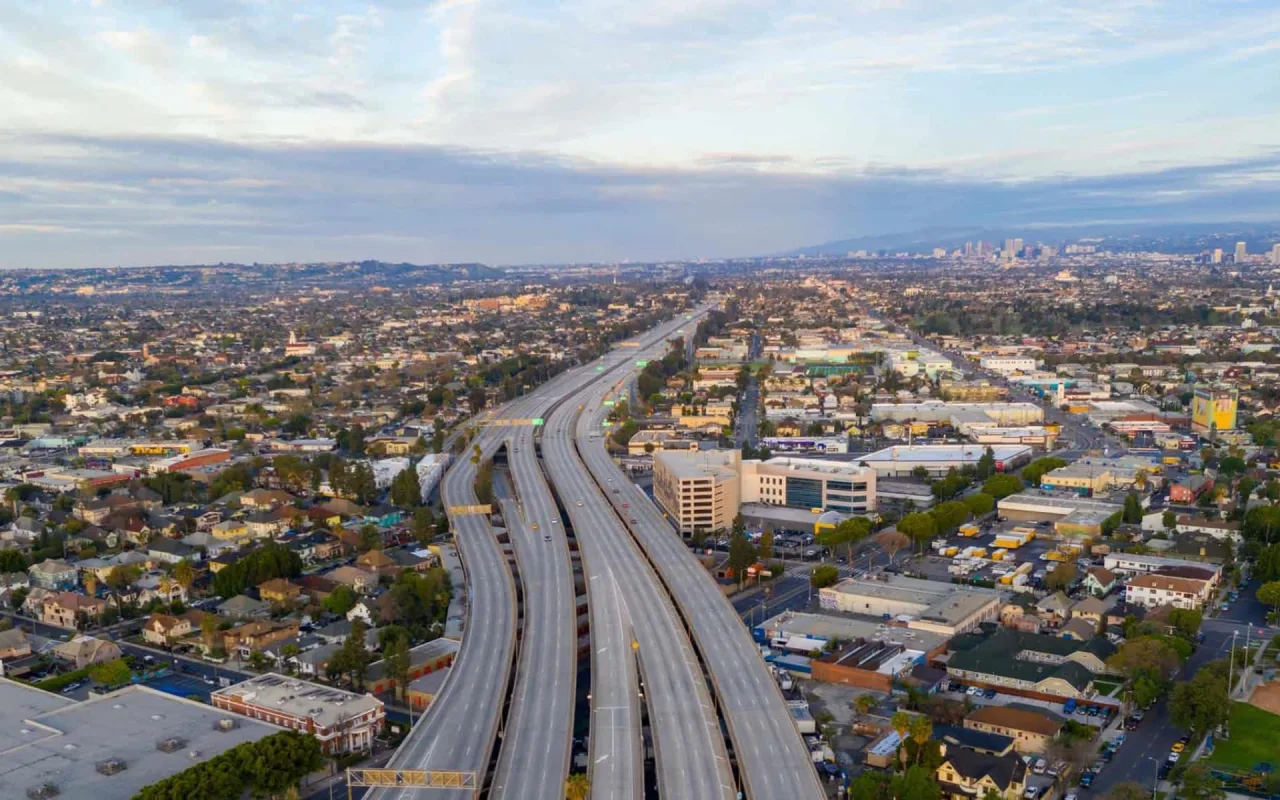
[2, 0, 1279, 267]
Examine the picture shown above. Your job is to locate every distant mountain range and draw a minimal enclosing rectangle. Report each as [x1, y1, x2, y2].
[781, 221, 1280, 257]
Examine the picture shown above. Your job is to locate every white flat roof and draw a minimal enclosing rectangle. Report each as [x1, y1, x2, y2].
[860, 444, 1032, 463]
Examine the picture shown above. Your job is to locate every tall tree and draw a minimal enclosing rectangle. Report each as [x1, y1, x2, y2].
[727, 531, 757, 588]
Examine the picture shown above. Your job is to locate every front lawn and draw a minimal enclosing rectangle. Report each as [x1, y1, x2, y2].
[1091, 679, 1122, 697]
[1207, 702, 1280, 773]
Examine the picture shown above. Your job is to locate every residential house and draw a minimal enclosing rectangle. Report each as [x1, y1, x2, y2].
[964, 705, 1063, 755]
[216, 594, 271, 619]
[1175, 515, 1241, 541]
[239, 489, 294, 510]
[936, 744, 1028, 800]
[295, 574, 338, 602]
[1071, 596, 1107, 628]
[0, 627, 31, 659]
[146, 537, 200, 565]
[52, 635, 122, 669]
[346, 600, 376, 624]
[1082, 567, 1117, 597]
[328, 566, 379, 594]
[387, 548, 438, 573]
[38, 591, 106, 628]
[356, 549, 396, 575]
[1034, 592, 1072, 624]
[28, 559, 79, 590]
[1168, 476, 1212, 505]
[363, 504, 402, 529]
[1172, 532, 1231, 563]
[245, 511, 284, 540]
[258, 578, 302, 604]
[211, 518, 250, 541]
[291, 641, 341, 677]
[143, 613, 193, 646]
[1060, 618, 1097, 641]
[223, 619, 301, 658]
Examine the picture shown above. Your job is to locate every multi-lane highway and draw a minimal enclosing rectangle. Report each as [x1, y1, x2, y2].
[543, 396, 736, 800]
[373, 398, 526, 800]
[577, 390, 827, 799]
[380, 308, 717, 798]
[490, 423, 577, 800]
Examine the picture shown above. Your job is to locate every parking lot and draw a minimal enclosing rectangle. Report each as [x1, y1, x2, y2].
[916, 518, 1085, 589]
[143, 671, 220, 702]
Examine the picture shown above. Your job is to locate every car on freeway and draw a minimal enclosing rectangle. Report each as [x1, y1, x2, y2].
[576, 501, 584, 507]
[543, 534, 551, 542]
[629, 518, 637, 524]
[531, 524, 539, 531]
[621, 502, 629, 508]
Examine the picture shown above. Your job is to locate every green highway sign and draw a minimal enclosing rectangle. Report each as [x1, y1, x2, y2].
[532, 418, 544, 426]
[596, 366, 604, 371]
[602, 421, 613, 428]
[603, 400, 615, 407]
[635, 360, 648, 367]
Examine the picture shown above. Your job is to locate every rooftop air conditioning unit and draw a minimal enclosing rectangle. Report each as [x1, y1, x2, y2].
[26, 785, 59, 800]
[95, 758, 127, 776]
[155, 738, 186, 753]
[214, 718, 239, 732]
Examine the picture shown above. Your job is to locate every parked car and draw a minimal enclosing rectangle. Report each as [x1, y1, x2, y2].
[1024, 788, 1040, 800]
[984, 688, 997, 699]
[1078, 774, 1095, 788]
[1033, 759, 1047, 775]
[967, 686, 981, 696]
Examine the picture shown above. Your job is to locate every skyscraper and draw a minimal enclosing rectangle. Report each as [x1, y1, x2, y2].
[1235, 241, 1247, 263]
[1212, 248, 1223, 264]
[1270, 243, 1280, 265]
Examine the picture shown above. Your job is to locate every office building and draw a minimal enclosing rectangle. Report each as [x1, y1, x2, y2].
[1190, 384, 1237, 434]
[1211, 248, 1223, 264]
[1235, 241, 1247, 263]
[739, 456, 875, 514]
[978, 356, 1038, 375]
[652, 450, 742, 535]
[1271, 243, 1280, 265]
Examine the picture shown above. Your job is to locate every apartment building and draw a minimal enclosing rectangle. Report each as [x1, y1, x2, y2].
[652, 450, 741, 535]
[212, 673, 385, 754]
[1124, 570, 1217, 610]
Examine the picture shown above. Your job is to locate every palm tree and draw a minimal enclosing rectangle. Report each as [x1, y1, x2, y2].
[890, 711, 911, 767]
[909, 714, 932, 765]
[564, 774, 590, 800]
[172, 559, 195, 593]
[83, 573, 98, 599]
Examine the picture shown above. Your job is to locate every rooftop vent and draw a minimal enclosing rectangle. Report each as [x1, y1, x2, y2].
[95, 758, 127, 776]
[156, 737, 186, 753]
[26, 784, 59, 799]
[214, 718, 239, 732]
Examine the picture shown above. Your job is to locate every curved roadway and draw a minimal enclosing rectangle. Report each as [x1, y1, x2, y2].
[577, 387, 827, 799]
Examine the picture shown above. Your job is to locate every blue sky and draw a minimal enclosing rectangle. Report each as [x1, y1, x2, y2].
[1, 0, 1279, 267]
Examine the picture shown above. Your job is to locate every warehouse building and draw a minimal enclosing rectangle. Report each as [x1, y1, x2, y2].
[857, 444, 1032, 478]
[0, 680, 279, 800]
[818, 575, 1000, 636]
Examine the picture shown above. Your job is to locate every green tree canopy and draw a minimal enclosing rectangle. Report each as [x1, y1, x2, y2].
[982, 473, 1024, 500]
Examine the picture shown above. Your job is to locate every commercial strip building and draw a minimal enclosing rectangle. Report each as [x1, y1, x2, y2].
[817, 575, 1000, 636]
[870, 402, 1044, 429]
[211, 673, 385, 754]
[995, 492, 1123, 538]
[0, 680, 279, 800]
[857, 444, 1033, 478]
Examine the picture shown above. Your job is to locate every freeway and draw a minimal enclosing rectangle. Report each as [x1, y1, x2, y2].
[543, 398, 735, 800]
[373, 397, 529, 800]
[576, 394, 827, 799]
[490, 423, 577, 800]
[379, 307, 711, 798]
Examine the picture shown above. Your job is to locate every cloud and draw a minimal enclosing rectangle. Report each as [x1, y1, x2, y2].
[0, 132, 1277, 269]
